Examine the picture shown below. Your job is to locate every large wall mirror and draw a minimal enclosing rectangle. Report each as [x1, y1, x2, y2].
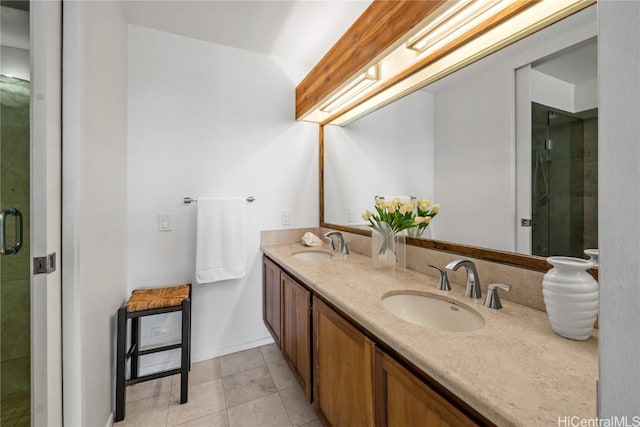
[322, 5, 597, 270]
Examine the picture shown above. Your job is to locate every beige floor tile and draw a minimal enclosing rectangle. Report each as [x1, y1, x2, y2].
[222, 365, 277, 408]
[278, 385, 316, 426]
[113, 407, 168, 427]
[126, 377, 172, 403]
[227, 393, 292, 427]
[219, 348, 265, 377]
[172, 359, 222, 393]
[266, 360, 297, 391]
[174, 410, 229, 427]
[167, 379, 226, 426]
[126, 392, 171, 418]
[259, 344, 283, 363]
[301, 420, 323, 427]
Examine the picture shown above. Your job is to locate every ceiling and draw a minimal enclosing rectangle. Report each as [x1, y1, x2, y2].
[122, 0, 370, 72]
[532, 39, 597, 84]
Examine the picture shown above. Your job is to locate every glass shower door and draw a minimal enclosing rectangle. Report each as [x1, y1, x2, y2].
[1, 3, 32, 425]
[531, 102, 597, 258]
[0, 76, 31, 426]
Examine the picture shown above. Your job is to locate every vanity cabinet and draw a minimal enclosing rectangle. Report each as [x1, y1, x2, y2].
[281, 271, 312, 399]
[313, 298, 375, 426]
[262, 256, 312, 400]
[262, 254, 489, 426]
[375, 348, 477, 427]
[262, 256, 282, 346]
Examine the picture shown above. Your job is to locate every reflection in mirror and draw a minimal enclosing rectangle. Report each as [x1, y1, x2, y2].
[323, 5, 597, 259]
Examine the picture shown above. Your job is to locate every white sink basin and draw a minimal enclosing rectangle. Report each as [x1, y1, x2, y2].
[291, 250, 333, 260]
[382, 292, 484, 332]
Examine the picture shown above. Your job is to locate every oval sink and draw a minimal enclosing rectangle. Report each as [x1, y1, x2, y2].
[382, 292, 484, 332]
[291, 250, 333, 260]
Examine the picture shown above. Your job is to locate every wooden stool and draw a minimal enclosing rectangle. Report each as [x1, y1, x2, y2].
[115, 284, 191, 422]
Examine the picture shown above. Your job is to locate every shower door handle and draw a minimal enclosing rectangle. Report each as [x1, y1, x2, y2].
[0, 208, 23, 255]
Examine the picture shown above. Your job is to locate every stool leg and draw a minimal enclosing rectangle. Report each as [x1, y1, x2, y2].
[180, 299, 191, 404]
[115, 307, 127, 422]
[131, 317, 140, 379]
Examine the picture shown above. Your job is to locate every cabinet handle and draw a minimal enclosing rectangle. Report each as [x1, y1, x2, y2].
[0, 208, 23, 256]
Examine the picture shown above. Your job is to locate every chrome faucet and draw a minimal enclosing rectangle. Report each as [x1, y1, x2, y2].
[323, 231, 350, 255]
[445, 259, 482, 299]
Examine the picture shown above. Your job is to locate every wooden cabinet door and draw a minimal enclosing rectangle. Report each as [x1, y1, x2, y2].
[313, 298, 375, 426]
[262, 256, 281, 346]
[281, 272, 312, 400]
[375, 348, 478, 427]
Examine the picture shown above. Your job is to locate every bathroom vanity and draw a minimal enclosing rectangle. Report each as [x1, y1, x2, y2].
[261, 242, 598, 426]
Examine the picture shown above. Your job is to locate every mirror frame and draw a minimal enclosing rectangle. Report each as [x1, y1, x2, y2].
[315, 1, 598, 273]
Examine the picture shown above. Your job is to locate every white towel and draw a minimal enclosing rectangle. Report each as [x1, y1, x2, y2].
[195, 197, 247, 284]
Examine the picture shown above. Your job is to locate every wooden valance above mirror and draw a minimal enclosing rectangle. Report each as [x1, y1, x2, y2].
[296, 0, 597, 272]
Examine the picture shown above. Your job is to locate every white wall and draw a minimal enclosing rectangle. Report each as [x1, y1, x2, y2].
[324, 91, 434, 227]
[530, 70, 598, 113]
[62, 1, 128, 426]
[432, 64, 516, 251]
[431, 6, 596, 252]
[127, 25, 318, 367]
[0, 46, 29, 80]
[1, 6, 30, 80]
[598, 1, 640, 418]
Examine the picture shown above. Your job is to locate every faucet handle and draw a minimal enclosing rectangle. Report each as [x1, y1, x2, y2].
[428, 265, 451, 291]
[484, 283, 511, 309]
[323, 232, 336, 251]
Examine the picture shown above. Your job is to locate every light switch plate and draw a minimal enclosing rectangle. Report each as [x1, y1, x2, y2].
[158, 213, 173, 231]
[281, 210, 291, 225]
[347, 208, 356, 223]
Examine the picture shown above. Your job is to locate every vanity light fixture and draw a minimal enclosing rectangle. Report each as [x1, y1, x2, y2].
[406, 0, 517, 54]
[320, 65, 379, 113]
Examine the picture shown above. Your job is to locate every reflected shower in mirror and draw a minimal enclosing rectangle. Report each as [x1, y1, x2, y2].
[323, 6, 597, 258]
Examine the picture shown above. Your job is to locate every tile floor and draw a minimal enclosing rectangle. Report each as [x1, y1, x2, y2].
[114, 344, 321, 427]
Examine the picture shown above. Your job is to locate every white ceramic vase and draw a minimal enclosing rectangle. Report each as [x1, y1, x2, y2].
[584, 248, 599, 267]
[542, 256, 599, 341]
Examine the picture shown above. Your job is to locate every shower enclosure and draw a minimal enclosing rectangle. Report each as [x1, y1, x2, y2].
[531, 102, 598, 258]
[1, 4, 31, 426]
[0, 76, 31, 427]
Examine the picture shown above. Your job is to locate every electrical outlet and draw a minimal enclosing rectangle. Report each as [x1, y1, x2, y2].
[157, 213, 173, 232]
[282, 210, 291, 225]
[347, 208, 356, 223]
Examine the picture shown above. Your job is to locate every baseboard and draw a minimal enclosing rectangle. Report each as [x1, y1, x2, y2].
[138, 336, 276, 373]
[191, 336, 275, 362]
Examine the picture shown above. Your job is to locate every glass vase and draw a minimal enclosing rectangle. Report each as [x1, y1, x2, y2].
[371, 221, 406, 271]
[407, 226, 424, 238]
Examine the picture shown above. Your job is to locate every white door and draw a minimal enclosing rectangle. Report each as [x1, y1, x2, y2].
[31, 1, 63, 425]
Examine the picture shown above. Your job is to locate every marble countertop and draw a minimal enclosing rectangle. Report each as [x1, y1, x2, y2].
[262, 243, 598, 427]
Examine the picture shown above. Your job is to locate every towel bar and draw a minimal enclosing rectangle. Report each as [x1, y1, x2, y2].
[184, 196, 255, 204]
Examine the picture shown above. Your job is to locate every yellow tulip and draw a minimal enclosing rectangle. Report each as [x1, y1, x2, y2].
[424, 216, 432, 224]
[399, 203, 412, 215]
[418, 199, 431, 211]
[414, 216, 425, 224]
[431, 204, 440, 214]
[362, 210, 373, 221]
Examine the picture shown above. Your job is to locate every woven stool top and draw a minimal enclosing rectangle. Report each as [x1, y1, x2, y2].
[126, 284, 190, 312]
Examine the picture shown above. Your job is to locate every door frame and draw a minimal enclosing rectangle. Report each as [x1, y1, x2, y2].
[30, 1, 63, 425]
